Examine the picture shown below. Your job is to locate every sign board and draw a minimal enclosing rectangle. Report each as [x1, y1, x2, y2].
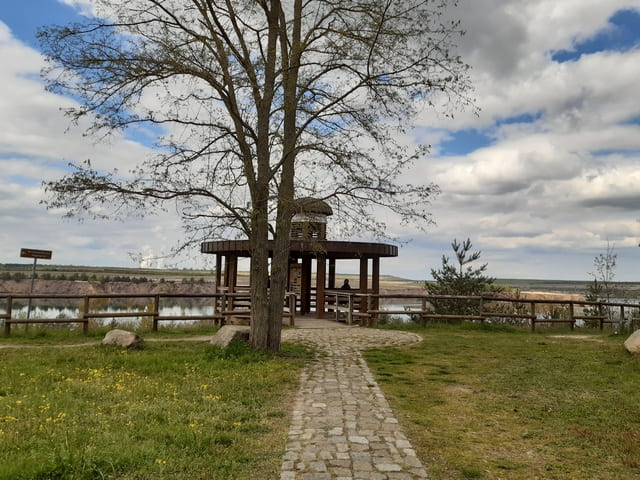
[289, 263, 302, 296]
[20, 248, 52, 260]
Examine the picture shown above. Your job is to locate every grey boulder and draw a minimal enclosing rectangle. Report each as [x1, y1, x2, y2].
[210, 325, 250, 347]
[102, 329, 144, 349]
[624, 329, 640, 355]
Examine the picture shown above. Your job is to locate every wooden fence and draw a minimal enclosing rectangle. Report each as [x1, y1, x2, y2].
[0, 292, 296, 335]
[324, 291, 640, 331]
[3, 290, 639, 335]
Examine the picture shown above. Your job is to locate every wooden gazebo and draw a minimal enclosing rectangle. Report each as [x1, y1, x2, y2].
[200, 199, 398, 318]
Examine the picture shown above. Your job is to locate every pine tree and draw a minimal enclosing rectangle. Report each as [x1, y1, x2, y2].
[427, 238, 496, 317]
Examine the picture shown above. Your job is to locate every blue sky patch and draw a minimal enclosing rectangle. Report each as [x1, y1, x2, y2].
[0, 0, 84, 48]
[438, 129, 494, 156]
[592, 148, 640, 157]
[622, 115, 640, 126]
[496, 112, 543, 127]
[552, 9, 640, 62]
[437, 113, 542, 156]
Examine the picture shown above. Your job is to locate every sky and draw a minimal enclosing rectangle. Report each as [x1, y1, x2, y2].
[1, 0, 640, 281]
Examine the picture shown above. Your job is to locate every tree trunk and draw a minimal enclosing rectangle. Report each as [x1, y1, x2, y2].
[249, 194, 272, 350]
[266, 213, 292, 352]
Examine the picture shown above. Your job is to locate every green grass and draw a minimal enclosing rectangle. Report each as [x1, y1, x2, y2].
[366, 323, 640, 480]
[0, 323, 220, 345]
[0, 339, 311, 479]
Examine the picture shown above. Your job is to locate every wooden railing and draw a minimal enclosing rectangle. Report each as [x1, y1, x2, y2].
[0, 292, 297, 335]
[3, 290, 637, 335]
[324, 291, 640, 331]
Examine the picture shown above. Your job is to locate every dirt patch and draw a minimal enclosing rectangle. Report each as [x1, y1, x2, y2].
[444, 385, 474, 394]
[519, 291, 585, 301]
[548, 335, 604, 342]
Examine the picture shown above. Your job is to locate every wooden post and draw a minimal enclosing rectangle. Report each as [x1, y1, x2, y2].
[221, 293, 228, 326]
[316, 255, 326, 318]
[530, 301, 536, 332]
[479, 297, 484, 324]
[569, 302, 576, 331]
[598, 303, 605, 330]
[621, 305, 625, 332]
[225, 254, 238, 313]
[228, 255, 238, 293]
[153, 295, 160, 331]
[372, 257, 380, 323]
[347, 294, 353, 326]
[83, 296, 90, 334]
[215, 253, 222, 290]
[328, 259, 336, 290]
[301, 256, 312, 314]
[4, 296, 12, 335]
[569, 302, 575, 330]
[421, 297, 428, 327]
[335, 293, 340, 322]
[288, 293, 296, 327]
[359, 257, 368, 312]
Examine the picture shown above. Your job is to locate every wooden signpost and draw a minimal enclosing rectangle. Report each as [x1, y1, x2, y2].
[19, 248, 53, 324]
[20, 248, 53, 260]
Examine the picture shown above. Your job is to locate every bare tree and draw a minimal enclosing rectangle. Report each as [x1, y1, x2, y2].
[586, 242, 618, 327]
[38, 0, 473, 351]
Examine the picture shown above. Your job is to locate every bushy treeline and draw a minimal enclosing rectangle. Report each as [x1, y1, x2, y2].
[0, 271, 148, 282]
[0, 271, 210, 284]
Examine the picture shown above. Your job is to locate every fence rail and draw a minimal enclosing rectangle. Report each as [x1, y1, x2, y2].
[324, 291, 640, 331]
[0, 292, 296, 335]
[3, 290, 639, 335]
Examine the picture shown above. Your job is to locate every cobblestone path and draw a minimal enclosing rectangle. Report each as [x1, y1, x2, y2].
[280, 328, 428, 480]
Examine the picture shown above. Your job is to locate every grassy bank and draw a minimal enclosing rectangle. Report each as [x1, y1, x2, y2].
[365, 324, 640, 480]
[0, 339, 311, 479]
[0, 323, 219, 345]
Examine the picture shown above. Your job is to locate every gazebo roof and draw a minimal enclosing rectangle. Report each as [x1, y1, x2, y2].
[200, 239, 397, 259]
[293, 197, 333, 216]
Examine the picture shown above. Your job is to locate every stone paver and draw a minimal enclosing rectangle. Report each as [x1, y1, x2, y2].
[280, 327, 428, 480]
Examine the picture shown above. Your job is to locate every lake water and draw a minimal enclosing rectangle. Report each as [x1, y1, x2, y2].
[2, 299, 638, 329]
[2, 305, 216, 328]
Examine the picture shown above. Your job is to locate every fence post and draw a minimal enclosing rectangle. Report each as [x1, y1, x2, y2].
[569, 302, 575, 330]
[421, 297, 428, 327]
[222, 293, 228, 326]
[367, 295, 373, 327]
[347, 294, 353, 326]
[530, 301, 536, 332]
[479, 297, 485, 324]
[4, 296, 12, 335]
[598, 304, 605, 330]
[620, 305, 625, 333]
[153, 295, 160, 331]
[83, 296, 90, 334]
[213, 293, 220, 326]
[335, 293, 340, 322]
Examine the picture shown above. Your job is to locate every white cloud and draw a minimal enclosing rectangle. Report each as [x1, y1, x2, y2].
[3, 3, 640, 281]
[0, 19, 192, 268]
